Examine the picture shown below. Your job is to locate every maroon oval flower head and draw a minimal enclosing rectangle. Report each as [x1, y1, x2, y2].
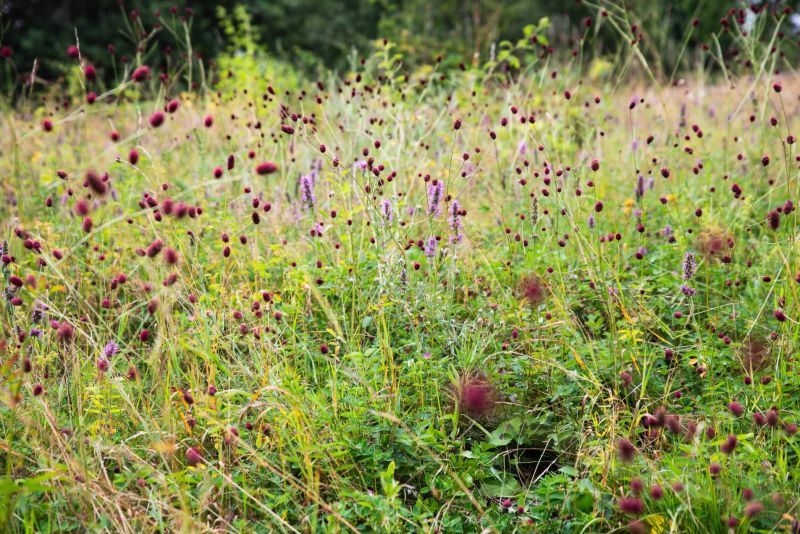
[773, 309, 787, 322]
[766, 407, 779, 427]
[519, 273, 548, 306]
[131, 65, 150, 83]
[649, 484, 663, 500]
[768, 210, 780, 230]
[280, 124, 295, 135]
[618, 497, 643, 515]
[146, 239, 164, 258]
[85, 170, 107, 196]
[744, 501, 764, 518]
[453, 373, 498, 419]
[709, 462, 721, 477]
[83, 64, 96, 81]
[665, 414, 683, 435]
[728, 401, 745, 417]
[185, 447, 203, 466]
[42, 119, 53, 132]
[1, 46, 14, 59]
[67, 45, 80, 59]
[617, 437, 636, 463]
[256, 162, 278, 175]
[166, 99, 180, 113]
[720, 434, 738, 454]
[149, 111, 165, 128]
[163, 247, 179, 265]
[57, 322, 75, 344]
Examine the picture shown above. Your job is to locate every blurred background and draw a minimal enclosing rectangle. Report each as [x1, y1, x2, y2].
[1, 0, 798, 87]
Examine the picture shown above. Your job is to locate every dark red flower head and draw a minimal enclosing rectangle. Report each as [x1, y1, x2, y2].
[57, 322, 75, 344]
[519, 273, 548, 306]
[618, 497, 643, 515]
[85, 170, 108, 196]
[617, 437, 636, 463]
[186, 447, 203, 466]
[131, 65, 151, 83]
[744, 501, 763, 518]
[149, 111, 165, 128]
[728, 401, 744, 417]
[256, 162, 278, 175]
[452, 373, 498, 419]
[720, 434, 737, 454]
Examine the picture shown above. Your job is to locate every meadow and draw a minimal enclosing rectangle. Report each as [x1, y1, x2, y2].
[1, 4, 800, 533]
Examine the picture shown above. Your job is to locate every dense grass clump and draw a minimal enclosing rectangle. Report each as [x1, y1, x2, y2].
[1, 4, 800, 533]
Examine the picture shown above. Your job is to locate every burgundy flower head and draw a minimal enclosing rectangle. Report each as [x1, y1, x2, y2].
[519, 273, 548, 306]
[452, 373, 499, 419]
[131, 65, 151, 82]
[256, 162, 278, 175]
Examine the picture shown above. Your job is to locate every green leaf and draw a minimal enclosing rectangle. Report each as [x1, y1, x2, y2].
[481, 474, 521, 497]
[487, 417, 522, 447]
[559, 466, 578, 477]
